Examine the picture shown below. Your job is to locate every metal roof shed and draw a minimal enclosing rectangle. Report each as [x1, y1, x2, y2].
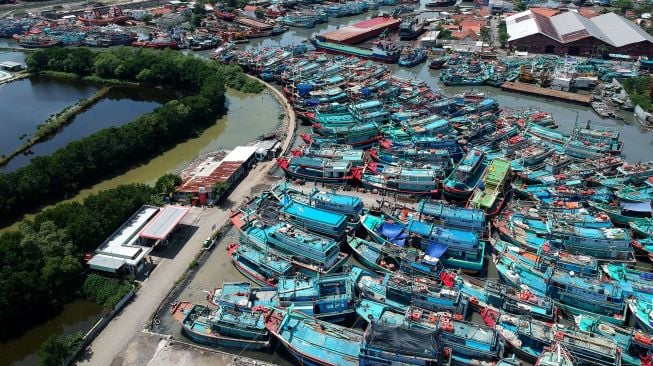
[139, 205, 189, 240]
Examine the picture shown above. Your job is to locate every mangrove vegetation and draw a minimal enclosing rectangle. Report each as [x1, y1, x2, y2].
[0, 46, 263, 224]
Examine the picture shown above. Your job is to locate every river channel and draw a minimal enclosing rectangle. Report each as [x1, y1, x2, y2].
[1, 8, 652, 365]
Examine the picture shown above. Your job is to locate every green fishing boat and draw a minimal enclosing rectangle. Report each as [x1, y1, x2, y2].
[468, 158, 511, 217]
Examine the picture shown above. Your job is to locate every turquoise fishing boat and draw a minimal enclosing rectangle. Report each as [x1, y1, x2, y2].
[494, 251, 629, 325]
[279, 199, 348, 240]
[630, 218, 653, 238]
[359, 321, 452, 365]
[440, 270, 557, 322]
[346, 236, 443, 278]
[416, 200, 486, 233]
[227, 243, 293, 287]
[210, 273, 355, 323]
[356, 299, 505, 365]
[575, 314, 652, 366]
[555, 328, 621, 366]
[588, 201, 652, 226]
[232, 212, 349, 276]
[352, 162, 441, 196]
[632, 237, 653, 261]
[265, 307, 363, 366]
[351, 266, 469, 316]
[535, 342, 574, 366]
[368, 146, 454, 171]
[274, 185, 363, 228]
[276, 156, 354, 184]
[616, 185, 653, 203]
[360, 212, 486, 273]
[480, 308, 551, 362]
[171, 302, 270, 350]
[443, 148, 488, 201]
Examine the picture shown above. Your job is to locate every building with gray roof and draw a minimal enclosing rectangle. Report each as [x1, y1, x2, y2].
[505, 9, 653, 58]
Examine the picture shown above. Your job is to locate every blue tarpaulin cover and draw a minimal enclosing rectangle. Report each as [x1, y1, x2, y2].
[425, 240, 448, 259]
[621, 201, 652, 213]
[377, 222, 405, 241]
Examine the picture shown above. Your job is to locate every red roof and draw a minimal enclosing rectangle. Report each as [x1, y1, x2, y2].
[177, 161, 243, 193]
[530, 7, 559, 18]
[243, 5, 258, 11]
[452, 29, 479, 41]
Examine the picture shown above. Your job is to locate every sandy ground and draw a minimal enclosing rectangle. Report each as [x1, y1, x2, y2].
[115, 332, 275, 366]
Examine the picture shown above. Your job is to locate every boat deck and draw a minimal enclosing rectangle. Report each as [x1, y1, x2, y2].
[501, 82, 591, 105]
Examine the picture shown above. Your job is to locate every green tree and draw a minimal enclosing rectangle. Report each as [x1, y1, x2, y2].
[154, 173, 182, 197]
[513, 0, 526, 11]
[38, 332, 84, 366]
[498, 21, 509, 48]
[255, 8, 266, 19]
[614, 0, 633, 14]
[480, 27, 491, 45]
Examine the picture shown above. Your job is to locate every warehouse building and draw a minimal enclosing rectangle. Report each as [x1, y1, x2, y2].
[506, 9, 653, 58]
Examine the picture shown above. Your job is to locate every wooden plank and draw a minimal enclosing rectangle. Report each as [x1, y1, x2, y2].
[500, 82, 591, 105]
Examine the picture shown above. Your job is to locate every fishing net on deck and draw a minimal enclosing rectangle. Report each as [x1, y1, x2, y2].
[364, 323, 440, 357]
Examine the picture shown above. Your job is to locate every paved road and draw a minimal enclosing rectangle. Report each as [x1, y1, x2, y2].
[75, 160, 277, 366]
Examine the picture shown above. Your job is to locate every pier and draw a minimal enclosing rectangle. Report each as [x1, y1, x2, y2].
[500, 81, 592, 105]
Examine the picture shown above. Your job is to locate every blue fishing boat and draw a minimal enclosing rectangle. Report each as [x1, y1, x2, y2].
[264, 307, 363, 366]
[356, 299, 505, 365]
[617, 185, 653, 203]
[555, 328, 621, 366]
[360, 212, 486, 273]
[171, 302, 270, 350]
[237, 218, 349, 276]
[398, 48, 427, 67]
[536, 342, 574, 366]
[492, 238, 599, 278]
[368, 147, 454, 172]
[588, 201, 652, 226]
[279, 200, 348, 240]
[440, 270, 557, 322]
[443, 148, 488, 201]
[276, 156, 354, 184]
[227, 243, 294, 286]
[494, 251, 629, 325]
[575, 314, 653, 366]
[360, 322, 452, 365]
[480, 308, 551, 362]
[351, 266, 469, 317]
[630, 218, 653, 238]
[352, 162, 441, 196]
[210, 273, 355, 322]
[416, 200, 486, 233]
[347, 236, 446, 278]
[275, 185, 363, 228]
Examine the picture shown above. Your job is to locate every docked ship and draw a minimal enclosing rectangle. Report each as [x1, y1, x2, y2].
[398, 16, 425, 40]
[78, 7, 128, 25]
[310, 38, 402, 63]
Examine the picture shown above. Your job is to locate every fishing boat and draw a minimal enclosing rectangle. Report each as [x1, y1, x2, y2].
[601, 262, 653, 299]
[416, 200, 486, 233]
[356, 300, 505, 365]
[352, 162, 441, 196]
[494, 251, 629, 325]
[276, 156, 354, 184]
[631, 237, 653, 261]
[616, 185, 653, 203]
[368, 147, 454, 171]
[264, 307, 363, 366]
[443, 148, 488, 201]
[227, 243, 293, 286]
[630, 218, 653, 237]
[398, 48, 427, 67]
[310, 37, 402, 63]
[588, 201, 652, 226]
[171, 302, 270, 349]
[347, 236, 445, 278]
[351, 266, 469, 316]
[275, 185, 363, 228]
[398, 16, 425, 40]
[210, 273, 355, 322]
[575, 314, 653, 366]
[237, 218, 349, 276]
[279, 199, 348, 240]
[359, 321, 452, 365]
[468, 158, 512, 217]
[441, 270, 557, 322]
[361, 212, 486, 273]
[480, 308, 551, 362]
[555, 329, 621, 366]
[17, 34, 62, 48]
[535, 342, 574, 366]
[497, 356, 520, 366]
